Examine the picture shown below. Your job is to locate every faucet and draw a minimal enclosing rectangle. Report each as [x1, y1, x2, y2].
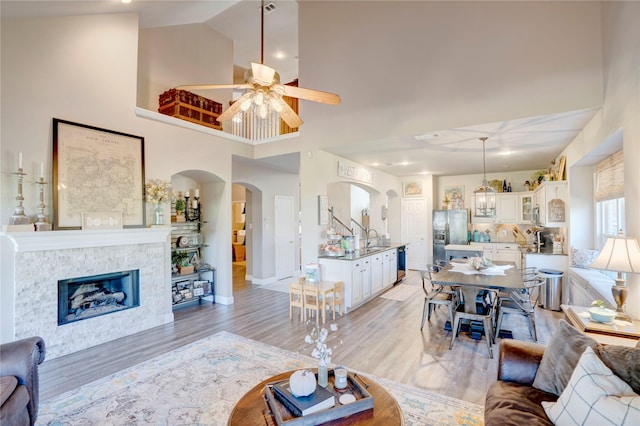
[366, 228, 379, 248]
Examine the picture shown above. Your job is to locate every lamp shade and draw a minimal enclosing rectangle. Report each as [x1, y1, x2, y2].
[589, 232, 640, 274]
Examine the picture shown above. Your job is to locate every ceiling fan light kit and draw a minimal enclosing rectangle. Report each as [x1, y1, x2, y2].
[473, 137, 497, 217]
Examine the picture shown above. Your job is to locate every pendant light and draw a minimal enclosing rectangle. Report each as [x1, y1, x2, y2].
[473, 137, 496, 217]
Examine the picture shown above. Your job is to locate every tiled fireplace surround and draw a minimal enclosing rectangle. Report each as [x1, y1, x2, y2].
[1, 228, 173, 359]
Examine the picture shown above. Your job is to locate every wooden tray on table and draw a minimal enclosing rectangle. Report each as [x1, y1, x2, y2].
[263, 369, 374, 425]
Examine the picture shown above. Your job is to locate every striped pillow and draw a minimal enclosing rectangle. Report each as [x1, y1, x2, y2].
[542, 346, 640, 425]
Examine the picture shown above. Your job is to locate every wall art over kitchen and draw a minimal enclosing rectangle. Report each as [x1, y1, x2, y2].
[53, 118, 145, 230]
[445, 185, 464, 209]
[403, 181, 423, 197]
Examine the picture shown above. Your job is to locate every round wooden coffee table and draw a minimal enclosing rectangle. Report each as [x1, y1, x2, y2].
[228, 370, 404, 425]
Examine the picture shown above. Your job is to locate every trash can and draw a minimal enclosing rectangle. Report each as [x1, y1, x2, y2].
[539, 269, 563, 311]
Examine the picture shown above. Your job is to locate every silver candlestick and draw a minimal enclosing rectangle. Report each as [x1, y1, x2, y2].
[9, 168, 31, 225]
[35, 177, 52, 231]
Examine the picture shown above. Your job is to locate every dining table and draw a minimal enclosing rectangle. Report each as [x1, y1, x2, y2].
[431, 260, 524, 314]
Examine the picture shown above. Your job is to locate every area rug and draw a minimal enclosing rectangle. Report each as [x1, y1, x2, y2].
[380, 284, 422, 301]
[37, 331, 483, 426]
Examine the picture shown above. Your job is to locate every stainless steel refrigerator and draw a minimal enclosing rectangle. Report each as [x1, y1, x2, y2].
[433, 209, 470, 262]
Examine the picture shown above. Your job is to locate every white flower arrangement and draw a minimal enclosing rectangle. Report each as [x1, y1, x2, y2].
[304, 323, 340, 367]
[145, 179, 172, 204]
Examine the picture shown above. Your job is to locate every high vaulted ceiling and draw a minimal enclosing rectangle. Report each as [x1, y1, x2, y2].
[1, 0, 604, 177]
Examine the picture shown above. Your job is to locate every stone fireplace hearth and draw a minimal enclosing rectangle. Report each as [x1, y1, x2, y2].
[0, 228, 173, 359]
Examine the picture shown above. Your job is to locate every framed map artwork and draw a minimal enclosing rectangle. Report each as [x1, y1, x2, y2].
[53, 118, 145, 230]
[444, 185, 465, 209]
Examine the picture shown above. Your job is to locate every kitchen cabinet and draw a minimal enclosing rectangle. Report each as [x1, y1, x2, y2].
[361, 256, 372, 299]
[371, 253, 383, 293]
[497, 193, 518, 223]
[495, 243, 521, 269]
[384, 249, 397, 287]
[473, 191, 535, 224]
[319, 246, 400, 312]
[476, 243, 521, 269]
[535, 181, 568, 227]
[519, 193, 535, 224]
[351, 260, 363, 306]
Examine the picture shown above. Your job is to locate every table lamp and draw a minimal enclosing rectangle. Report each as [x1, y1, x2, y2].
[589, 230, 640, 321]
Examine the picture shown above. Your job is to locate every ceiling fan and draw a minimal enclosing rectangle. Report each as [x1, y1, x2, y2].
[177, 1, 341, 129]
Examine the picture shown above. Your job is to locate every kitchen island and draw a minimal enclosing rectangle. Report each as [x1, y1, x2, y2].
[318, 244, 406, 312]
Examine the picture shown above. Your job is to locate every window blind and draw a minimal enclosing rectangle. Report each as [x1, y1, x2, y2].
[595, 150, 624, 201]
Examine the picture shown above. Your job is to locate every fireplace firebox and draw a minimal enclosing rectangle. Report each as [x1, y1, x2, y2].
[58, 270, 140, 325]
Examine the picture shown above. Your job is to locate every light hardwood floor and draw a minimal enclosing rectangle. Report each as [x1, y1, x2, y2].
[39, 265, 563, 405]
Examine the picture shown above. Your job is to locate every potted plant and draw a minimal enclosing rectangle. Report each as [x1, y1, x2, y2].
[171, 251, 193, 275]
[174, 198, 186, 222]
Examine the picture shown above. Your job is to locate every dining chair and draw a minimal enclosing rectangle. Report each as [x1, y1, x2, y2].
[449, 287, 499, 358]
[289, 280, 305, 321]
[496, 275, 545, 342]
[420, 265, 460, 330]
[303, 284, 323, 324]
[498, 267, 538, 302]
[324, 281, 344, 320]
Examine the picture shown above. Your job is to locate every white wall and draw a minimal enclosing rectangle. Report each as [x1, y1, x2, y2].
[232, 160, 300, 283]
[0, 13, 246, 306]
[561, 1, 640, 317]
[137, 24, 233, 111]
[299, 151, 400, 268]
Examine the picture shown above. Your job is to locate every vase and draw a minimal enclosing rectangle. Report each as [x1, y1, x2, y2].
[153, 203, 164, 225]
[317, 364, 328, 388]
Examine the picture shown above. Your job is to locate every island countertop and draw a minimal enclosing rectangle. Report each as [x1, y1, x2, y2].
[317, 243, 406, 261]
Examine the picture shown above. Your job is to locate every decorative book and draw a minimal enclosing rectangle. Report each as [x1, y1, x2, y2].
[272, 381, 335, 417]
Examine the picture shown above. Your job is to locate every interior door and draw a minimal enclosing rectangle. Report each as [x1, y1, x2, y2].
[401, 198, 427, 270]
[275, 195, 295, 280]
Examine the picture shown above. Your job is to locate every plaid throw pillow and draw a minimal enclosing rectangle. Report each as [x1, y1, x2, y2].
[542, 346, 640, 425]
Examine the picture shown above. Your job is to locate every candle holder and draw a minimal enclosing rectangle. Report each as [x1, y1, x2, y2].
[9, 168, 31, 225]
[184, 195, 191, 221]
[193, 197, 201, 222]
[35, 177, 52, 231]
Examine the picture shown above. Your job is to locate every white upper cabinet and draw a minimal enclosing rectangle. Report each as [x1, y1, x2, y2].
[497, 193, 518, 223]
[535, 181, 568, 227]
[519, 193, 535, 224]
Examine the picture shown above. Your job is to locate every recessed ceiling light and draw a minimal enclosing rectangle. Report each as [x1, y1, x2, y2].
[414, 133, 439, 141]
[121, 0, 132, 4]
[274, 51, 286, 60]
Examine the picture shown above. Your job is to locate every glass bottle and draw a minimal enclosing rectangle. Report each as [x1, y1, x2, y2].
[502, 179, 507, 192]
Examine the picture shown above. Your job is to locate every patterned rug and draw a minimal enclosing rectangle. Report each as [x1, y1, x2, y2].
[37, 332, 483, 425]
[380, 284, 422, 301]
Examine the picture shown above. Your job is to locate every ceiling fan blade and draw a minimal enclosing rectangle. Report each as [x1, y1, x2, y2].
[282, 85, 341, 105]
[218, 92, 252, 122]
[275, 99, 303, 128]
[251, 62, 276, 85]
[176, 84, 251, 91]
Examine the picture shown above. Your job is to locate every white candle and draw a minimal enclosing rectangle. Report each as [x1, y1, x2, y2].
[334, 367, 348, 390]
[19, 152, 22, 169]
[192, 199, 198, 209]
[195, 189, 199, 197]
[185, 191, 190, 197]
[40, 162, 44, 178]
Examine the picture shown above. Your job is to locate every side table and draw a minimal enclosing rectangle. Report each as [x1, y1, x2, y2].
[228, 370, 404, 425]
[561, 304, 640, 347]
